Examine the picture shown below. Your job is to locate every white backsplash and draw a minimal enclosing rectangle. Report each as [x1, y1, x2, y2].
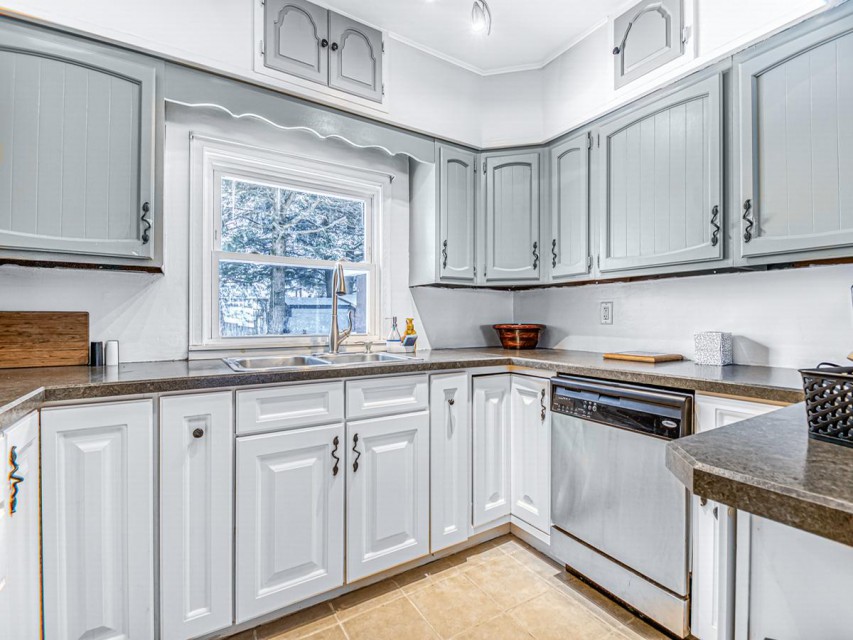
[514, 264, 853, 369]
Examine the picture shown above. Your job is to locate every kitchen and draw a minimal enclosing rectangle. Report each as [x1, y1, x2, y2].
[0, 0, 852, 639]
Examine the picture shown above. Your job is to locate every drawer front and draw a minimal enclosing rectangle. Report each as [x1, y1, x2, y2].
[346, 375, 429, 420]
[237, 381, 344, 435]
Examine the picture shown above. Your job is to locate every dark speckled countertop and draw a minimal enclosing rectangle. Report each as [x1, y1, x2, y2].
[0, 348, 804, 431]
[667, 403, 853, 547]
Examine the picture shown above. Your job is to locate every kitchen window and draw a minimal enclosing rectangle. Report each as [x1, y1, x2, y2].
[191, 136, 385, 351]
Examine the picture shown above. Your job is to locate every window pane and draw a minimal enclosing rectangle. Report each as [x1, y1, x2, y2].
[218, 261, 369, 338]
[220, 177, 366, 262]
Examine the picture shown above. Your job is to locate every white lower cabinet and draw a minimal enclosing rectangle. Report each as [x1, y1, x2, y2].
[347, 411, 430, 582]
[161, 392, 234, 640]
[41, 400, 155, 640]
[430, 373, 470, 552]
[472, 375, 512, 528]
[510, 376, 550, 534]
[692, 395, 781, 640]
[2, 413, 41, 639]
[236, 423, 345, 622]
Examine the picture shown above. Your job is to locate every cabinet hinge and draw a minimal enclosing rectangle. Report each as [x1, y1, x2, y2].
[259, 40, 265, 56]
[597, 255, 600, 269]
[587, 256, 592, 269]
[682, 26, 691, 45]
[483, 163, 487, 175]
[473, 266, 477, 277]
[587, 133, 592, 150]
[597, 134, 601, 148]
[382, 83, 386, 97]
[382, 41, 386, 54]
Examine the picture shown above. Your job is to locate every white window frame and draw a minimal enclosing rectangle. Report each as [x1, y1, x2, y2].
[189, 134, 388, 353]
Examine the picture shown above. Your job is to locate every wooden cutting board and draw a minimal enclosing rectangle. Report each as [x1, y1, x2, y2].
[603, 351, 684, 364]
[0, 312, 89, 369]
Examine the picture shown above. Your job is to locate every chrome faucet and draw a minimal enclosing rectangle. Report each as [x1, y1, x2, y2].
[328, 262, 354, 354]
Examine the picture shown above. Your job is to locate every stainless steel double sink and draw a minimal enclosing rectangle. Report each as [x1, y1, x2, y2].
[223, 352, 420, 372]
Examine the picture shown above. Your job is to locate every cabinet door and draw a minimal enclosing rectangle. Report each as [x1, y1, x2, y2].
[472, 376, 511, 528]
[236, 423, 344, 622]
[347, 412, 429, 582]
[614, 0, 684, 89]
[430, 373, 471, 553]
[693, 395, 781, 640]
[549, 133, 590, 280]
[161, 393, 234, 640]
[4, 413, 40, 639]
[0, 22, 156, 259]
[328, 13, 383, 102]
[484, 153, 541, 282]
[439, 145, 477, 283]
[598, 74, 723, 274]
[737, 15, 853, 260]
[263, 0, 329, 85]
[41, 400, 154, 640]
[510, 377, 550, 534]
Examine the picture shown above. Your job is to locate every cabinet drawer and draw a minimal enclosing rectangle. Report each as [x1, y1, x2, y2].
[346, 375, 429, 419]
[237, 381, 344, 435]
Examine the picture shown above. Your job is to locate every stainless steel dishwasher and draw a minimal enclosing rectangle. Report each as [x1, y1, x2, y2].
[549, 375, 693, 638]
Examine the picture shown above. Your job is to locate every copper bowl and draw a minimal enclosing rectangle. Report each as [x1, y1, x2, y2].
[493, 324, 545, 350]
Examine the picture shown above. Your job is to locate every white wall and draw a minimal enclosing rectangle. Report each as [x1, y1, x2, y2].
[514, 264, 853, 369]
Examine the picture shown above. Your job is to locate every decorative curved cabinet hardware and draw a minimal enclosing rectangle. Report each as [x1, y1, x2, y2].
[448, 398, 455, 406]
[352, 433, 361, 472]
[8, 445, 23, 515]
[442, 239, 448, 269]
[192, 427, 204, 439]
[743, 199, 754, 243]
[551, 239, 558, 269]
[540, 389, 547, 422]
[331, 435, 340, 476]
[532, 242, 539, 270]
[710, 205, 721, 247]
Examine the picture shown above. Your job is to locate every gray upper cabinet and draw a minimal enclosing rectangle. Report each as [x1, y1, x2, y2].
[549, 133, 590, 281]
[483, 152, 541, 283]
[598, 74, 723, 274]
[263, 0, 329, 85]
[329, 14, 383, 103]
[736, 13, 853, 261]
[0, 21, 158, 261]
[438, 145, 477, 283]
[262, 0, 383, 103]
[614, 0, 684, 89]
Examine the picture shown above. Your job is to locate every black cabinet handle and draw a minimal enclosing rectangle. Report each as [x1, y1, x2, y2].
[192, 428, 204, 439]
[612, 46, 621, 55]
[352, 433, 361, 472]
[448, 398, 455, 406]
[442, 239, 448, 269]
[141, 202, 151, 244]
[710, 205, 721, 247]
[532, 242, 539, 270]
[551, 238, 558, 268]
[331, 42, 339, 51]
[743, 199, 754, 243]
[331, 436, 340, 476]
[8, 446, 23, 515]
[321, 38, 329, 48]
[540, 389, 547, 422]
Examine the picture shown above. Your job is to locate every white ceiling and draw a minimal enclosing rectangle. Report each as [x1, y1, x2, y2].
[323, 0, 628, 75]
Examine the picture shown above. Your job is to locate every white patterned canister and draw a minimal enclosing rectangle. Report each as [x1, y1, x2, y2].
[694, 331, 733, 366]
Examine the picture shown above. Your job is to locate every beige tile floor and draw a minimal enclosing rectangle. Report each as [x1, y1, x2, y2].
[230, 536, 671, 640]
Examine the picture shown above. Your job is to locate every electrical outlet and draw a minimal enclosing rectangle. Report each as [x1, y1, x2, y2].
[600, 301, 613, 325]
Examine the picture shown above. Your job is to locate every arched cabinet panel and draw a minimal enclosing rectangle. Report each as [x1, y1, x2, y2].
[264, 0, 329, 84]
[329, 14, 383, 102]
[614, 0, 684, 89]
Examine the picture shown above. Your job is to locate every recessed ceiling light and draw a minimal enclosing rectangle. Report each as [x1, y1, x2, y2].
[471, 0, 492, 35]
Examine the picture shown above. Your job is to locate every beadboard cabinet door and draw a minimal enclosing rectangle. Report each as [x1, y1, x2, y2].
[549, 133, 590, 281]
[328, 13, 383, 102]
[483, 152, 542, 283]
[472, 375, 511, 528]
[161, 393, 234, 640]
[737, 13, 853, 262]
[614, 0, 684, 89]
[598, 74, 723, 274]
[236, 424, 345, 622]
[0, 21, 158, 260]
[41, 400, 154, 640]
[510, 376, 550, 534]
[430, 373, 471, 552]
[263, 0, 329, 85]
[438, 145, 478, 283]
[693, 395, 781, 640]
[3, 413, 40, 640]
[347, 412, 429, 582]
